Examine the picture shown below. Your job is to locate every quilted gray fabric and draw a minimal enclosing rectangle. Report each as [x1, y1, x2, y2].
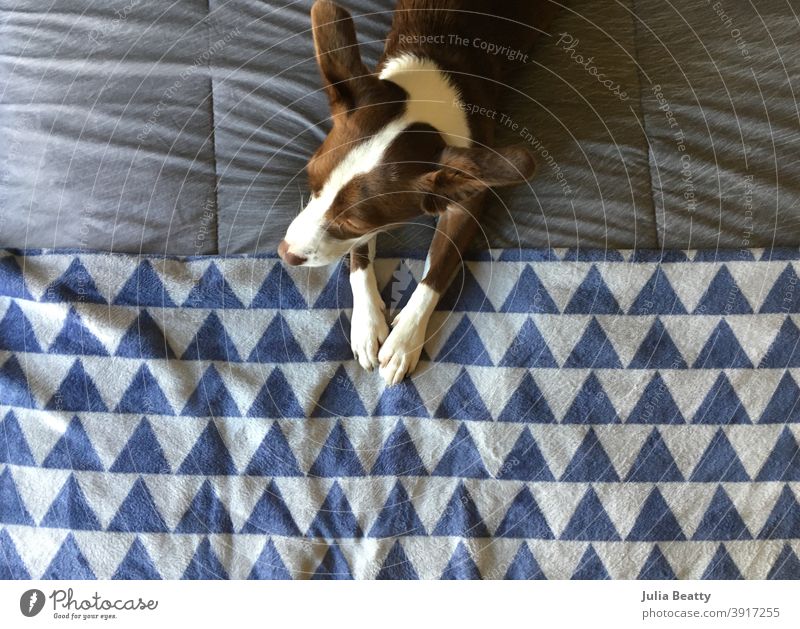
[0, 0, 797, 254]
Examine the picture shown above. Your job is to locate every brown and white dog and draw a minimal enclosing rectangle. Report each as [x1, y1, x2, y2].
[279, 0, 555, 384]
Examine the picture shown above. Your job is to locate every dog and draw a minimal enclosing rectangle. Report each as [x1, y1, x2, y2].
[279, 0, 556, 384]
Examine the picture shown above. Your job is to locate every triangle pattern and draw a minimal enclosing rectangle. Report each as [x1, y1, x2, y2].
[49, 307, 108, 356]
[564, 265, 622, 314]
[373, 380, 430, 418]
[376, 541, 419, 579]
[629, 318, 687, 369]
[113, 538, 161, 579]
[181, 365, 241, 417]
[500, 265, 559, 313]
[0, 410, 36, 466]
[380, 261, 417, 313]
[244, 423, 303, 477]
[760, 264, 800, 313]
[437, 266, 495, 312]
[562, 373, 621, 424]
[248, 314, 307, 363]
[433, 482, 490, 537]
[701, 544, 742, 579]
[767, 545, 800, 579]
[42, 534, 96, 579]
[308, 420, 366, 477]
[251, 263, 307, 309]
[692, 373, 751, 425]
[248, 368, 306, 419]
[627, 373, 686, 424]
[312, 313, 353, 362]
[41, 474, 101, 530]
[638, 545, 677, 579]
[115, 310, 175, 359]
[0, 528, 30, 579]
[371, 421, 428, 476]
[440, 541, 482, 579]
[693, 319, 753, 368]
[758, 485, 800, 540]
[241, 480, 301, 536]
[498, 373, 556, 423]
[434, 368, 492, 421]
[627, 488, 686, 541]
[757, 428, 800, 481]
[759, 372, 800, 423]
[313, 261, 353, 309]
[183, 263, 244, 309]
[306, 481, 363, 538]
[628, 267, 687, 314]
[0, 301, 42, 352]
[432, 423, 490, 479]
[0, 255, 34, 300]
[113, 260, 175, 307]
[368, 481, 426, 537]
[311, 544, 353, 579]
[108, 477, 169, 532]
[42, 258, 106, 304]
[497, 428, 555, 481]
[182, 538, 228, 579]
[495, 487, 554, 539]
[499, 318, 558, 368]
[178, 421, 237, 475]
[0, 468, 35, 525]
[434, 315, 493, 366]
[116, 364, 174, 415]
[45, 359, 108, 412]
[175, 480, 235, 534]
[694, 266, 753, 314]
[626, 428, 684, 482]
[42, 416, 104, 471]
[693, 486, 751, 540]
[760, 317, 800, 368]
[561, 487, 621, 541]
[181, 312, 241, 362]
[561, 428, 620, 482]
[248, 540, 292, 580]
[571, 545, 610, 579]
[690, 429, 750, 482]
[310, 366, 367, 418]
[0, 355, 35, 408]
[564, 318, 623, 368]
[505, 543, 546, 579]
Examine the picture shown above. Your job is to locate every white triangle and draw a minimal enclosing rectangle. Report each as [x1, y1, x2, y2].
[660, 540, 717, 579]
[527, 424, 583, 480]
[401, 536, 461, 579]
[659, 370, 721, 421]
[727, 368, 783, 424]
[403, 419, 459, 474]
[594, 423, 651, 479]
[659, 315, 719, 367]
[147, 532, 204, 579]
[468, 423, 526, 478]
[726, 482, 784, 541]
[659, 484, 716, 541]
[728, 424, 783, 480]
[4, 525, 68, 578]
[73, 530, 134, 579]
[529, 540, 586, 580]
[80, 355, 140, 414]
[592, 541, 650, 579]
[726, 261, 783, 313]
[661, 263, 721, 313]
[727, 314, 785, 368]
[223, 534, 271, 580]
[594, 484, 651, 540]
[21, 254, 77, 302]
[274, 477, 333, 535]
[490, 262, 534, 312]
[533, 314, 590, 367]
[215, 310, 274, 361]
[146, 307, 206, 359]
[211, 475, 268, 534]
[601, 315, 655, 368]
[271, 536, 325, 579]
[339, 476, 395, 537]
[214, 258, 272, 309]
[73, 302, 137, 356]
[77, 472, 136, 530]
[469, 478, 526, 535]
[147, 415, 207, 472]
[595, 369, 653, 422]
[658, 425, 718, 480]
[727, 540, 783, 579]
[602, 262, 656, 314]
[14, 408, 69, 466]
[532, 482, 587, 539]
[145, 475, 204, 532]
[9, 466, 70, 525]
[14, 300, 68, 352]
[213, 415, 272, 474]
[531, 261, 589, 313]
[79, 253, 140, 305]
[406, 476, 459, 534]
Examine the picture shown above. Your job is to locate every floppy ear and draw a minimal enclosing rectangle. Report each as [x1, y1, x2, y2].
[417, 145, 537, 213]
[311, 1, 371, 114]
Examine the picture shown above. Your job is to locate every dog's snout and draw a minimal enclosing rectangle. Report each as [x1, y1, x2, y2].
[278, 240, 307, 266]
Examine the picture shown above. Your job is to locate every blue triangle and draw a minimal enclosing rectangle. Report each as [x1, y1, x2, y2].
[42, 534, 96, 579]
[496, 487, 554, 539]
[42, 416, 104, 471]
[437, 266, 495, 312]
[113, 538, 161, 579]
[562, 373, 621, 424]
[564, 265, 622, 314]
[248, 540, 292, 580]
[181, 312, 241, 362]
[627, 373, 686, 424]
[0, 255, 34, 300]
[42, 258, 107, 304]
[571, 545, 610, 579]
[380, 261, 418, 314]
[181, 365, 241, 417]
[432, 481, 490, 537]
[248, 368, 306, 419]
[626, 429, 684, 482]
[113, 260, 175, 307]
[313, 313, 354, 362]
[244, 423, 303, 477]
[313, 261, 352, 309]
[561, 487, 620, 541]
[758, 485, 800, 539]
[692, 373, 750, 424]
[0, 356, 35, 408]
[434, 368, 492, 421]
[497, 428, 554, 481]
[434, 315, 493, 366]
[368, 481, 426, 537]
[693, 319, 753, 368]
[0, 529, 30, 579]
[45, 359, 108, 412]
[183, 263, 244, 309]
[767, 545, 800, 579]
[0, 468, 34, 525]
[248, 314, 307, 363]
[374, 380, 430, 418]
[629, 318, 687, 368]
[241, 479, 302, 535]
[178, 421, 237, 475]
[627, 488, 686, 541]
[498, 373, 556, 424]
[694, 266, 752, 314]
[182, 538, 228, 579]
[251, 263, 308, 309]
[116, 364, 174, 415]
[760, 372, 800, 423]
[690, 429, 750, 482]
[49, 307, 109, 356]
[432, 423, 490, 479]
[308, 420, 366, 477]
[371, 421, 428, 476]
[0, 410, 35, 466]
[628, 268, 687, 314]
[441, 542, 482, 579]
[499, 318, 558, 368]
[638, 545, 677, 579]
[310, 365, 367, 418]
[108, 477, 169, 532]
[760, 318, 800, 368]
[757, 428, 800, 481]
[561, 428, 620, 482]
[505, 544, 546, 579]
[693, 486, 751, 540]
[376, 541, 419, 579]
[564, 318, 623, 368]
[0, 302, 41, 352]
[311, 543, 353, 579]
[175, 479, 234, 533]
[41, 474, 101, 530]
[500, 265, 559, 313]
[760, 264, 800, 313]
[115, 310, 175, 359]
[306, 481, 363, 538]
[701, 544, 742, 579]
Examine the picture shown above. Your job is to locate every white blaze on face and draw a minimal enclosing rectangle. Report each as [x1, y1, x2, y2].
[283, 55, 471, 266]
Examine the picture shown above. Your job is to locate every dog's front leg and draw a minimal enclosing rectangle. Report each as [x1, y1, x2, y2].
[378, 201, 482, 385]
[349, 237, 389, 370]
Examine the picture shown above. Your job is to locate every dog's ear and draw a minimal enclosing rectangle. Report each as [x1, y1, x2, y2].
[417, 145, 537, 213]
[311, 1, 371, 114]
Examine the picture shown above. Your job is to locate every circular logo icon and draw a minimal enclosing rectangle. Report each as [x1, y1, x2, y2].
[20, 589, 45, 617]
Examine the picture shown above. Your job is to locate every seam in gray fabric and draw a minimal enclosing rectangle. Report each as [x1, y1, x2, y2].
[205, 0, 220, 255]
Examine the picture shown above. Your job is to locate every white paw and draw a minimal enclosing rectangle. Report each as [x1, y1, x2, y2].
[350, 299, 389, 371]
[378, 309, 427, 385]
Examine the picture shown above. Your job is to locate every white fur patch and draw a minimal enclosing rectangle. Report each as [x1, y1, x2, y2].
[349, 241, 389, 370]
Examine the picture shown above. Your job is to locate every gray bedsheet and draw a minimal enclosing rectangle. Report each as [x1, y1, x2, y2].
[0, 0, 798, 254]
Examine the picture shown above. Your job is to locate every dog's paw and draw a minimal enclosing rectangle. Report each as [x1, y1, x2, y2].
[378, 308, 426, 385]
[350, 299, 389, 371]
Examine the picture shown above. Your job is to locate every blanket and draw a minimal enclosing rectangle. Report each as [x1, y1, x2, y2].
[1, 248, 799, 579]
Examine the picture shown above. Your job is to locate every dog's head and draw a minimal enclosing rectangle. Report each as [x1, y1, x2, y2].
[279, 1, 536, 267]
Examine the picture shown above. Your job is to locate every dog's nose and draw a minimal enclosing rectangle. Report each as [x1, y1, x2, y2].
[278, 240, 307, 266]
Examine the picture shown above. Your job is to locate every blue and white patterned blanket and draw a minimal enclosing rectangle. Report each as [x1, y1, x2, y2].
[1, 248, 799, 580]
